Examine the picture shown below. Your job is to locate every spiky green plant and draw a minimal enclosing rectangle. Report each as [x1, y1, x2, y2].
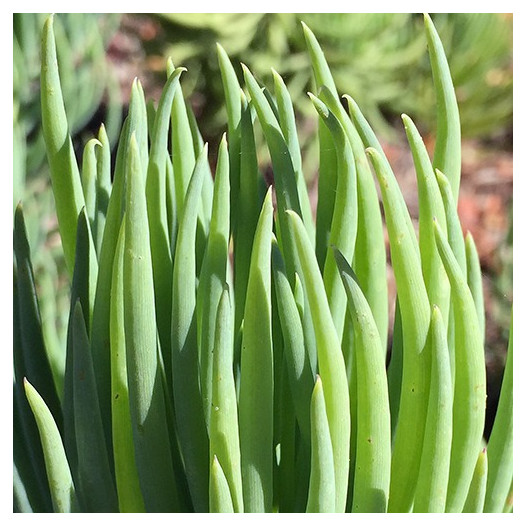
[13, 13, 512, 514]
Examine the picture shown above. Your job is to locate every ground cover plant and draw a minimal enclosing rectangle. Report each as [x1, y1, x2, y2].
[13, 13, 512, 513]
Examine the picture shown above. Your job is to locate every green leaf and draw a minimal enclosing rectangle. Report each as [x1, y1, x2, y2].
[271, 241, 314, 443]
[301, 23, 338, 267]
[465, 232, 485, 343]
[309, 92, 358, 338]
[80, 138, 101, 243]
[216, 43, 242, 242]
[366, 147, 430, 512]
[286, 210, 350, 512]
[306, 376, 336, 513]
[433, 219, 486, 512]
[402, 113, 449, 320]
[346, 96, 419, 258]
[71, 301, 118, 512]
[168, 59, 195, 223]
[322, 97, 388, 352]
[463, 448, 488, 513]
[209, 457, 235, 513]
[90, 80, 146, 460]
[197, 135, 231, 428]
[63, 208, 99, 476]
[146, 66, 186, 385]
[94, 124, 112, 255]
[239, 188, 274, 512]
[40, 14, 85, 274]
[171, 143, 210, 512]
[209, 287, 243, 512]
[241, 64, 302, 276]
[233, 93, 262, 341]
[302, 23, 387, 351]
[435, 169, 466, 275]
[272, 68, 315, 245]
[13, 205, 62, 431]
[24, 379, 79, 513]
[123, 134, 180, 512]
[334, 249, 390, 512]
[484, 312, 513, 512]
[13, 461, 33, 513]
[13, 272, 53, 512]
[424, 13, 462, 202]
[413, 305, 453, 512]
[109, 220, 145, 512]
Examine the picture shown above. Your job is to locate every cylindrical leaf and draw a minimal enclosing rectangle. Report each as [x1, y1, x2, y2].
[463, 448, 488, 513]
[209, 287, 243, 512]
[434, 220, 486, 512]
[197, 136, 230, 428]
[366, 147, 430, 512]
[306, 376, 335, 513]
[334, 249, 390, 513]
[424, 13, 462, 203]
[24, 379, 78, 513]
[209, 457, 235, 513]
[413, 305, 453, 513]
[286, 210, 350, 512]
[124, 134, 180, 512]
[484, 312, 513, 512]
[71, 301, 118, 512]
[110, 220, 145, 512]
[239, 188, 274, 512]
[171, 144, 210, 512]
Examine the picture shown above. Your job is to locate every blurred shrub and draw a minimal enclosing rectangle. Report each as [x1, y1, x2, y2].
[13, 13, 123, 356]
[151, 13, 512, 153]
[14, 13, 122, 189]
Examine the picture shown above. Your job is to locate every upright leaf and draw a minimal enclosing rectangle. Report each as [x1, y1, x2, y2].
[209, 287, 243, 512]
[209, 457, 235, 513]
[80, 138, 101, 240]
[334, 250, 390, 512]
[123, 134, 180, 512]
[272, 68, 315, 244]
[94, 123, 112, 255]
[40, 14, 85, 274]
[233, 93, 264, 341]
[271, 241, 314, 443]
[465, 232, 485, 343]
[71, 301, 118, 512]
[424, 13, 462, 202]
[463, 448, 488, 513]
[216, 43, 242, 242]
[366, 147, 430, 512]
[109, 221, 145, 512]
[287, 210, 350, 512]
[484, 312, 513, 512]
[14, 205, 62, 430]
[62, 208, 99, 476]
[197, 136, 230, 428]
[306, 376, 335, 513]
[302, 22, 388, 352]
[402, 113, 449, 320]
[310, 92, 358, 338]
[145, 66, 186, 385]
[239, 189, 274, 512]
[169, 60, 195, 222]
[413, 305, 453, 513]
[90, 80, 146, 456]
[434, 220, 486, 512]
[171, 144, 210, 512]
[24, 379, 78, 513]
